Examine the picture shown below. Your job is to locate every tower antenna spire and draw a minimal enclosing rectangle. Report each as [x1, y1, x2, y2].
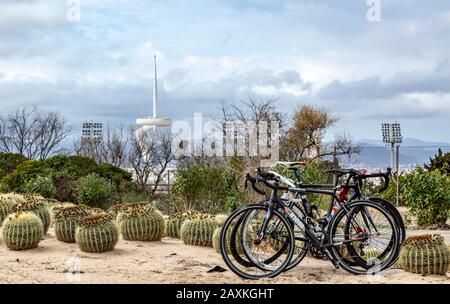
[153, 54, 157, 118]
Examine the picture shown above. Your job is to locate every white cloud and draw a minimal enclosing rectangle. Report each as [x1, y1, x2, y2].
[0, 1, 67, 35]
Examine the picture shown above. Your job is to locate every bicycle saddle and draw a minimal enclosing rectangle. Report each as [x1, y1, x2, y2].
[275, 161, 307, 169]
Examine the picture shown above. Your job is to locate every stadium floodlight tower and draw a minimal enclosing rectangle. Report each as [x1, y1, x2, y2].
[136, 55, 171, 135]
[381, 122, 403, 205]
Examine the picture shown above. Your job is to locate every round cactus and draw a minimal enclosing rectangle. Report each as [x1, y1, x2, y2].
[165, 213, 185, 238]
[108, 203, 129, 220]
[399, 234, 450, 275]
[180, 214, 216, 247]
[214, 214, 228, 226]
[0, 193, 26, 205]
[108, 202, 151, 224]
[54, 205, 92, 243]
[2, 211, 44, 250]
[212, 223, 254, 254]
[12, 198, 50, 234]
[49, 202, 76, 227]
[75, 213, 118, 253]
[41, 198, 61, 210]
[0, 197, 14, 226]
[120, 206, 165, 241]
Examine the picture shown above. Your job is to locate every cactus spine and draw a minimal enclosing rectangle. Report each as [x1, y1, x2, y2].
[399, 234, 450, 275]
[12, 198, 50, 234]
[54, 205, 91, 243]
[180, 214, 216, 247]
[2, 212, 44, 250]
[75, 213, 118, 253]
[120, 206, 165, 241]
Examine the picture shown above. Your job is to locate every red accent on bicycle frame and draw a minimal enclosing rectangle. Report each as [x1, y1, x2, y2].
[338, 187, 349, 202]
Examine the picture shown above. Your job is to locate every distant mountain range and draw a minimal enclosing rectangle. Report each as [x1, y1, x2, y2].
[343, 138, 450, 167]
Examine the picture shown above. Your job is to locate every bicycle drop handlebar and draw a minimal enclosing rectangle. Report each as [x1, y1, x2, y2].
[360, 167, 392, 192]
[245, 168, 290, 195]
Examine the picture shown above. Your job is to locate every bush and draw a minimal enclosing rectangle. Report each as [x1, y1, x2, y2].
[95, 163, 132, 188]
[425, 148, 450, 175]
[172, 164, 228, 212]
[2, 155, 97, 192]
[43, 155, 97, 178]
[223, 156, 245, 213]
[51, 171, 77, 202]
[378, 173, 409, 206]
[2, 154, 135, 202]
[403, 168, 450, 227]
[0, 153, 27, 179]
[2, 160, 48, 191]
[76, 174, 113, 209]
[24, 176, 56, 198]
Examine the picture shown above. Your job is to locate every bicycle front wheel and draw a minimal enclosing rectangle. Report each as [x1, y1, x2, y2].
[220, 204, 295, 280]
[327, 200, 399, 275]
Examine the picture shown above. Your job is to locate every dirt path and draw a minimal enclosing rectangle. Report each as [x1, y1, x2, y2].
[0, 229, 448, 284]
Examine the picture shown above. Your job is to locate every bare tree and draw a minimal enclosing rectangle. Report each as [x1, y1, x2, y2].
[318, 134, 362, 166]
[220, 95, 286, 167]
[74, 124, 128, 167]
[128, 127, 174, 195]
[0, 106, 71, 159]
[100, 124, 128, 167]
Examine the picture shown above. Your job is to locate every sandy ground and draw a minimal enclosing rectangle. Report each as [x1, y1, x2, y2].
[0, 228, 448, 284]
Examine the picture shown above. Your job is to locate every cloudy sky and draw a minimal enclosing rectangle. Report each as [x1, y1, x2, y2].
[0, 0, 449, 142]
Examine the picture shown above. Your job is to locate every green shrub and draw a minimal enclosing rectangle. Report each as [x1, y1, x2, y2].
[76, 174, 113, 209]
[95, 163, 132, 189]
[52, 171, 77, 202]
[403, 168, 450, 227]
[2, 160, 48, 191]
[44, 155, 97, 178]
[0, 153, 27, 179]
[2, 155, 134, 203]
[377, 173, 408, 206]
[425, 148, 450, 175]
[172, 162, 241, 213]
[24, 176, 56, 198]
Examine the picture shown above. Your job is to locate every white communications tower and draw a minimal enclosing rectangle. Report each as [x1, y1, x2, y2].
[136, 55, 171, 134]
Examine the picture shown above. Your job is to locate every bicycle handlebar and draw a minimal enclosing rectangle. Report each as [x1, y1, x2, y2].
[245, 169, 290, 195]
[360, 167, 391, 193]
[245, 173, 266, 195]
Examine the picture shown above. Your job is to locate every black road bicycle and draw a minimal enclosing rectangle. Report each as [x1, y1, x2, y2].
[225, 163, 405, 271]
[220, 167, 402, 279]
